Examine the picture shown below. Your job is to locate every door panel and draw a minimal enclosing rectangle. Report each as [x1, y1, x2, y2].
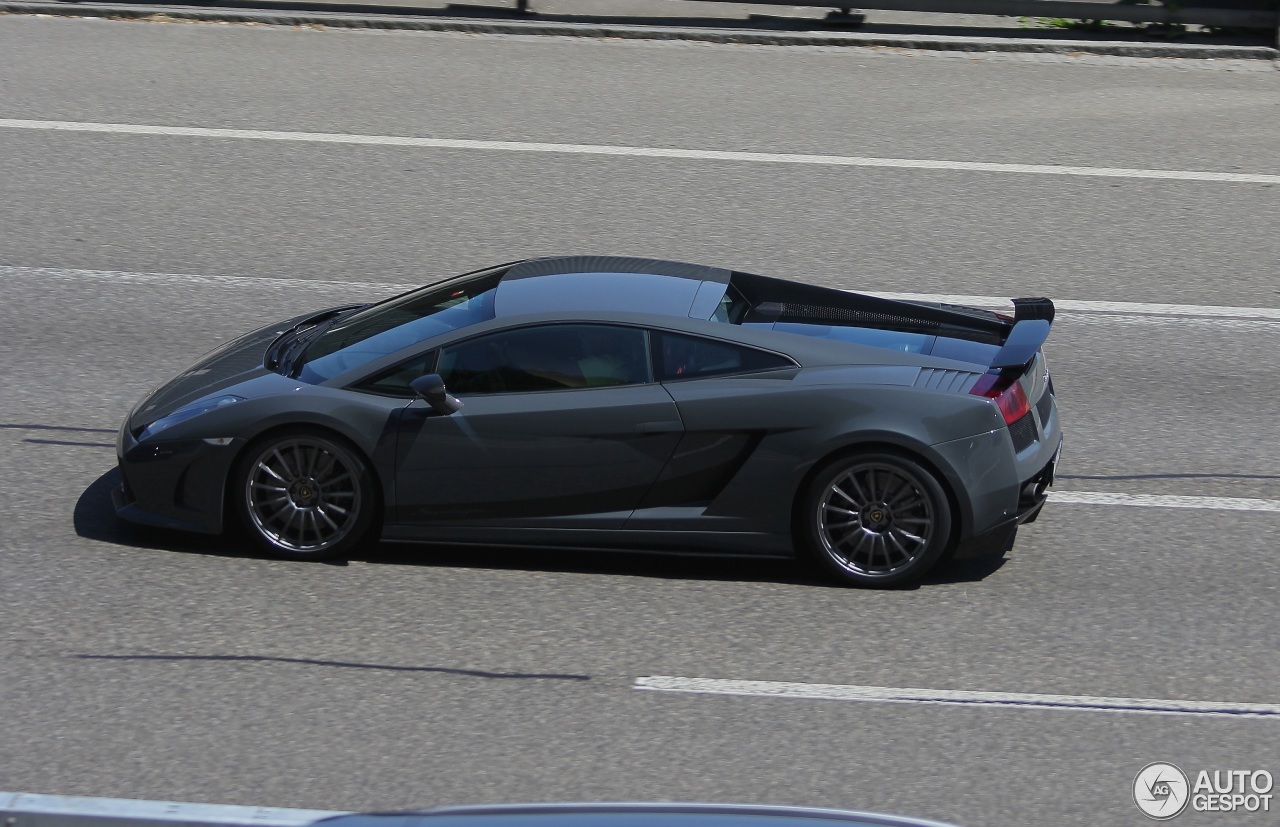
[624, 372, 804, 531]
[393, 384, 682, 528]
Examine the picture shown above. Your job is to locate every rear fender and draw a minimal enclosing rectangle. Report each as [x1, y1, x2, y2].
[790, 431, 978, 544]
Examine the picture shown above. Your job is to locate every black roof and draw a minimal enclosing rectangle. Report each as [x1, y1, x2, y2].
[494, 256, 731, 320]
[503, 255, 731, 283]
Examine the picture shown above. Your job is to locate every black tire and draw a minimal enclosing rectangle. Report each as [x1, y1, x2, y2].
[799, 451, 953, 588]
[233, 428, 377, 561]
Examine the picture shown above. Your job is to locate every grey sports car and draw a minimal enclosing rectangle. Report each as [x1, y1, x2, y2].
[114, 255, 1062, 587]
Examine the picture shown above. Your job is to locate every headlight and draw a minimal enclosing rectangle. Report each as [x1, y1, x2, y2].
[137, 395, 244, 441]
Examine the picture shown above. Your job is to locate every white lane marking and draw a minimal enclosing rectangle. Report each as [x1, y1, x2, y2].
[3, 265, 1278, 324]
[635, 676, 1280, 718]
[1052, 314, 1280, 332]
[0, 792, 346, 826]
[1050, 491, 1280, 513]
[3, 118, 1280, 186]
[872, 291, 1280, 321]
[0, 265, 409, 294]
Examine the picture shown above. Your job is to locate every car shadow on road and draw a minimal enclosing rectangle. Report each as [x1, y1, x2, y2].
[71, 653, 591, 680]
[76, 467, 1005, 588]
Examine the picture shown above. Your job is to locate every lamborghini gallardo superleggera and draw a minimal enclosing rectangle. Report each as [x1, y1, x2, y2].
[115, 256, 1062, 586]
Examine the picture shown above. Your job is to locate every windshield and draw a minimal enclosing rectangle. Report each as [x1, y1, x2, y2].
[293, 267, 506, 384]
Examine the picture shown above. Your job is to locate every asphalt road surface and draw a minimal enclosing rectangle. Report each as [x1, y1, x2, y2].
[1, 15, 1279, 827]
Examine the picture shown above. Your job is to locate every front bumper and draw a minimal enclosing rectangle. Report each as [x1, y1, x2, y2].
[114, 421, 243, 535]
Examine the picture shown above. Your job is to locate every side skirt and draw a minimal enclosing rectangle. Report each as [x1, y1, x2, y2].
[378, 525, 794, 557]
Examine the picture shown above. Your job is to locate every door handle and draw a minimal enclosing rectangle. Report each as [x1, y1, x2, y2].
[634, 420, 682, 434]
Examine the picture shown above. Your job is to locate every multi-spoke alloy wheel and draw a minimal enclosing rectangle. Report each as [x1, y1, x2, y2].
[236, 432, 374, 560]
[802, 453, 952, 587]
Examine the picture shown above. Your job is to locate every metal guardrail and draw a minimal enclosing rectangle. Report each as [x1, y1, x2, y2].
[0, 792, 347, 827]
[80, 0, 1280, 47]
[744, 0, 1279, 30]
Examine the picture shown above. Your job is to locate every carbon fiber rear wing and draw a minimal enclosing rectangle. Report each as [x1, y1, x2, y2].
[991, 298, 1056, 369]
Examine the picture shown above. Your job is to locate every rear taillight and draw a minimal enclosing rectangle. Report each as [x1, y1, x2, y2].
[971, 370, 1031, 426]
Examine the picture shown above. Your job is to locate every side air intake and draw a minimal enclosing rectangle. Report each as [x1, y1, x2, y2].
[914, 368, 981, 393]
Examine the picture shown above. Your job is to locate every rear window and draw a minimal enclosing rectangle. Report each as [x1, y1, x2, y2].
[709, 285, 750, 324]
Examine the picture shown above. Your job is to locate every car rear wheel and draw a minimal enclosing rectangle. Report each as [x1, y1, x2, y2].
[800, 452, 953, 587]
[235, 430, 376, 560]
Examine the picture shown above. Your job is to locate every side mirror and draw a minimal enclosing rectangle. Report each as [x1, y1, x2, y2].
[409, 373, 463, 416]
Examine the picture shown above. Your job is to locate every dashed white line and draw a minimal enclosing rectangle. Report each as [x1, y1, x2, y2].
[0, 791, 345, 826]
[872, 291, 1280, 321]
[0, 265, 407, 294]
[1049, 491, 1280, 513]
[3, 118, 1280, 185]
[635, 676, 1280, 718]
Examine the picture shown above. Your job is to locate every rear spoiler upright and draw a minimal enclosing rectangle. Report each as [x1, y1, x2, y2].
[1012, 297, 1055, 323]
[990, 297, 1055, 370]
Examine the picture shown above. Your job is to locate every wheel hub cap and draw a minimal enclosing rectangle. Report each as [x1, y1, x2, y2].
[862, 503, 891, 530]
[290, 479, 319, 507]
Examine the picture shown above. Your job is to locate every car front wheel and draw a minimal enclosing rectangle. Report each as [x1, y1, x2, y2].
[235, 430, 376, 560]
[800, 452, 953, 587]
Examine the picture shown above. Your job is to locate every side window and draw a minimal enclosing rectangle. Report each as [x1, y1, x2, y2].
[654, 332, 793, 381]
[438, 325, 651, 396]
[352, 351, 437, 397]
